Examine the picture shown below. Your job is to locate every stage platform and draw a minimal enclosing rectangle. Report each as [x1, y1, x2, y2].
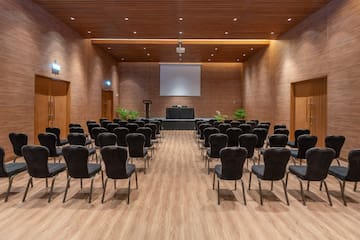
[152, 118, 212, 130]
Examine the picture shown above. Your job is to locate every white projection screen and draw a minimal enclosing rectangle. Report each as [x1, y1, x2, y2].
[160, 63, 201, 96]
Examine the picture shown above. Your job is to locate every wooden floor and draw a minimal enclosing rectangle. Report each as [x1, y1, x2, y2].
[0, 131, 360, 239]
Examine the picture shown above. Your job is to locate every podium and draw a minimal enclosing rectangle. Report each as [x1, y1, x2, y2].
[143, 100, 152, 118]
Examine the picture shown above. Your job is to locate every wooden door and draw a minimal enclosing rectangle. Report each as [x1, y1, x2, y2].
[35, 76, 51, 143]
[102, 90, 113, 120]
[51, 80, 70, 140]
[291, 78, 327, 146]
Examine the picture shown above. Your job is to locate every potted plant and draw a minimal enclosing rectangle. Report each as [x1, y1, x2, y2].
[116, 107, 129, 120]
[234, 108, 246, 120]
[128, 110, 139, 120]
[214, 110, 228, 122]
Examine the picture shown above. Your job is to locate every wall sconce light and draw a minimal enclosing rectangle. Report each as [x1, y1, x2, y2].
[51, 60, 61, 75]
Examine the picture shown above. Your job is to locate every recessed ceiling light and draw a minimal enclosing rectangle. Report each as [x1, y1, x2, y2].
[287, 18, 292, 22]
[147, 53, 151, 56]
[121, 58, 125, 61]
[70, 17, 75, 21]
[179, 31, 183, 35]
[237, 59, 240, 62]
[224, 31, 229, 35]
[233, 17, 238, 22]
[214, 48, 218, 51]
[250, 48, 254, 51]
[107, 47, 111, 50]
[124, 17, 129, 21]
[208, 59, 211, 62]
[87, 31, 92, 34]
[143, 47, 147, 50]
[270, 31, 275, 35]
[243, 53, 246, 57]
[179, 17, 183, 21]
[179, 58, 183, 61]
[210, 53, 214, 57]
[133, 31, 137, 34]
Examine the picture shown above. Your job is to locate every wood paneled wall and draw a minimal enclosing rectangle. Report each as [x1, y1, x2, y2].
[0, 0, 119, 158]
[242, 0, 360, 157]
[118, 62, 243, 118]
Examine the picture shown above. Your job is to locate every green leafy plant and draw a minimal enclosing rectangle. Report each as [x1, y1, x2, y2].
[116, 107, 129, 120]
[234, 108, 246, 120]
[214, 110, 228, 122]
[128, 110, 139, 120]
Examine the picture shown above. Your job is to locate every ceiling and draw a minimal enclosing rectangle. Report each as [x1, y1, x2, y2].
[34, 0, 331, 62]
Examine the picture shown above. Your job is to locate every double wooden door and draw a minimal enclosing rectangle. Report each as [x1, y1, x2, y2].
[291, 78, 327, 146]
[101, 90, 113, 120]
[34, 75, 70, 143]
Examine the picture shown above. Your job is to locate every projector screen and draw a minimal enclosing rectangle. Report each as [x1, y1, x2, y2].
[160, 63, 201, 96]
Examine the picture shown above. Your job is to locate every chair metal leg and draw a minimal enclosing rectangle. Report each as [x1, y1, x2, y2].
[89, 177, 94, 203]
[307, 181, 310, 191]
[144, 157, 147, 174]
[282, 179, 290, 206]
[248, 172, 252, 190]
[339, 180, 347, 206]
[258, 179, 263, 205]
[336, 158, 341, 166]
[114, 180, 117, 189]
[354, 182, 357, 192]
[80, 178, 83, 189]
[127, 178, 131, 204]
[135, 170, 138, 189]
[270, 181, 274, 191]
[285, 172, 289, 187]
[320, 181, 323, 191]
[217, 179, 220, 205]
[298, 179, 306, 205]
[241, 179, 246, 206]
[22, 177, 32, 202]
[46, 178, 48, 188]
[48, 177, 56, 203]
[13, 156, 18, 163]
[5, 176, 15, 202]
[234, 180, 237, 190]
[63, 176, 71, 203]
[212, 171, 215, 190]
[208, 157, 211, 175]
[323, 181, 332, 206]
[101, 178, 108, 203]
[101, 171, 104, 189]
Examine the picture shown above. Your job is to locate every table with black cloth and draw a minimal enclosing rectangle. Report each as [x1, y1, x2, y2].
[166, 107, 195, 119]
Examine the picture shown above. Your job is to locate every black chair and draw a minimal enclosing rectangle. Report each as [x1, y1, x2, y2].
[126, 123, 139, 134]
[239, 133, 258, 168]
[134, 120, 145, 127]
[206, 133, 228, 174]
[0, 147, 27, 202]
[46, 127, 68, 146]
[67, 133, 96, 157]
[268, 134, 288, 147]
[92, 127, 108, 147]
[253, 128, 268, 162]
[38, 133, 63, 162]
[101, 146, 138, 204]
[107, 123, 120, 132]
[226, 128, 243, 147]
[328, 150, 360, 206]
[213, 147, 247, 205]
[274, 124, 287, 131]
[87, 123, 100, 140]
[239, 124, 252, 133]
[86, 120, 97, 125]
[62, 145, 103, 203]
[69, 128, 91, 145]
[287, 129, 310, 148]
[69, 123, 81, 128]
[202, 127, 220, 160]
[9, 133, 28, 162]
[118, 121, 128, 127]
[230, 121, 241, 128]
[97, 132, 117, 148]
[325, 135, 345, 166]
[198, 123, 212, 146]
[287, 147, 335, 206]
[136, 127, 154, 158]
[126, 133, 149, 174]
[246, 121, 257, 129]
[22, 145, 66, 202]
[249, 148, 291, 205]
[218, 123, 231, 134]
[257, 124, 270, 131]
[113, 127, 129, 147]
[290, 135, 318, 165]
[274, 128, 290, 136]
[101, 120, 112, 129]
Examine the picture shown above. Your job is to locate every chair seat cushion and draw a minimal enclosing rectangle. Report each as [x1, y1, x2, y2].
[252, 165, 265, 178]
[126, 164, 136, 176]
[85, 139, 92, 146]
[290, 150, 299, 158]
[88, 148, 96, 155]
[88, 163, 101, 176]
[48, 163, 66, 177]
[328, 166, 348, 181]
[289, 165, 307, 179]
[215, 165, 222, 178]
[56, 148, 63, 156]
[287, 141, 296, 148]
[260, 149, 265, 155]
[2, 163, 27, 177]
[59, 139, 69, 146]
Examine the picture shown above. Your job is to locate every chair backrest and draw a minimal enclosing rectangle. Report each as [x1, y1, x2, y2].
[239, 124, 252, 133]
[86, 120, 97, 125]
[118, 121, 128, 127]
[91, 127, 108, 146]
[69, 123, 81, 128]
[257, 124, 270, 130]
[305, 147, 335, 181]
[253, 128, 268, 148]
[208, 133, 228, 158]
[268, 134, 288, 147]
[151, 120, 161, 134]
[22, 145, 50, 178]
[274, 128, 289, 136]
[294, 129, 310, 147]
[262, 148, 291, 180]
[101, 120, 112, 128]
[126, 133, 146, 158]
[67, 133, 86, 146]
[145, 123, 157, 139]
[107, 123, 120, 132]
[220, 147, 247, 180]
[38, 133, 58, 157]
[101, 146, 129, 179]
[218, 123, 232, 134]
[325, 135, 345, 159]
[134, 120, 145, 127]
[136, 127, 153, 147]
[113, 127, 129, 147]
[46, 127, 61, 146]
[97, 132, 117, 147]
[62, 145, 90, 178]
[87, 123, 100, 139]
[230, 121, 240, 128]
[246, 121, 257, 129]
[274, 124, 287, 131]
[0, 147, 6, 176]
[239, 133, 258, 158]
[126, 123, 139, 134]
[297, 135, 318, 159]
[346, 150, 360, 181]
[69, 127, 85, 134]
[9, 132, 28, 156]
[199, 123, 212, 139]
[226, 128, 243, 147]
[203, 127, 220, 147]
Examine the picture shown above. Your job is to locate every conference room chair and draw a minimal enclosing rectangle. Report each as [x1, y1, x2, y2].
[259, 121, 271, 126]
[290, 135, 318, 165]
[46, 127, 69, 146]
[136, 127, 154, 159]
[92, 127, 108, 147]
[287, 147, 335, 206]
[239, 124, 252, 134]
[226, 128, 243, 147]
[113, 127, 129, 147]
[101, 146, 138, 204]
[99, 118, 108, 123]
[141, 119, 150, 124]
[213, 147, 247, 205]
[328, 149, 360, 206]
[274, 124, 287, 132]
[207, 133, 228, 174]
[261, 134, 288, 156]
[87, 123, 100, 140]
[287, 129, 310, 148]
[69, 123, 81, 128]
[257, 124, 270, 131]
[107, 123, 120, 133]
[126, 133, 149, 174]
[194, 120, 206, 138]
[118, 120, 128, 127]
[246, 121, 257, 130]
[67, 133, 96, 159]
[202, 127, 220, 161]
[238, 120, 246, 124]
[253, 128, 268, 163]
[218, 123, 232, 134]
[86, 120, 97, 125]
[274, 128, 290, 136]
[62, 145, 103, 203]
[0, 147, 27, 202]
[9, 132, 28, 162]
[101, 120, 112, 129]
[325, 135, 346, 166]
[224, 120, 232, 124]
[126, 123, 139, 134]
[134, 120, 145, 127]
[22, 145, 66, 203]
[144, 123, 159, 146]
[97, 132, 117, 148]
[230, 121, 241, 128]
[239, 133, 258, 168]
[213, 121, 221, 128]
[69, 127, 92, 146]
[198, 123, 212, 145]
[38, 133, 63, 163]
[249, 148, 291, 205]
[208, 119, 217, 125]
